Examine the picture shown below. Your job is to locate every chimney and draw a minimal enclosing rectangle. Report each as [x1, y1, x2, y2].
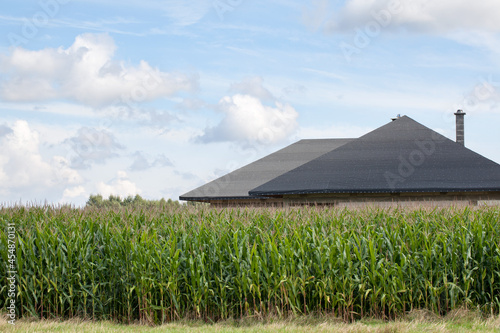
[454, 109, 466, 146]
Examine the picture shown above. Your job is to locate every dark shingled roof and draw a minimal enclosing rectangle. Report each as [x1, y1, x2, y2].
[249, 116, 500, 196]
[179, 139, 353, 201]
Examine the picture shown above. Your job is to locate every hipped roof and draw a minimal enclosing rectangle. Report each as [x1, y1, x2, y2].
[249, 116, 500, 196]
[180, 139, 353, 201]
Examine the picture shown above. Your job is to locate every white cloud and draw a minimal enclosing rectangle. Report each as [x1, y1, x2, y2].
[198, 94, 299, 146]
[0, 33, 198, 106]
[0, 120, 83, 199]
[51, 156, 84, 185]
[61, 186, 85, 201]
[310, 0, 500, 34]
[65, 127, 124, 169]
[96, 171, 141, 198]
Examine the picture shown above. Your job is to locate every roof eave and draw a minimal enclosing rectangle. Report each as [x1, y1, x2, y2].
[249, 188, 500, 196]
[179, 195, 271, 201]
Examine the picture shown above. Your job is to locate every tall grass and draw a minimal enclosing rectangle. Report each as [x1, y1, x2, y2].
[1, 205, 499, 324]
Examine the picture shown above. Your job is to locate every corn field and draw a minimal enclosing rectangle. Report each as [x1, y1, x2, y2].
[1, 205, 499, 324]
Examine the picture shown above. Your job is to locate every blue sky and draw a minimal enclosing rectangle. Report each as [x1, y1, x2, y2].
[1, 0, 500, 206]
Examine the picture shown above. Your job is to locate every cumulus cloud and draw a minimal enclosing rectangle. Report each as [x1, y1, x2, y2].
[129, 151, 173, 171]
[197, 77, 298, 146]
[0, 33, 197, 106]
[65, 127, 124, 169]
[0, 120, 83, 199]
[97, 171, 141, 198]
[307, 0, 500, 34]
[198, 94, 299, 146]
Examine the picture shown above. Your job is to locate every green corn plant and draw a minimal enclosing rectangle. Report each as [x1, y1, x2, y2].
[1, 204, 499, 324]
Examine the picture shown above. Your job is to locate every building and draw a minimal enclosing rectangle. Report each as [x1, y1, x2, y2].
[180, 112, 500, 207]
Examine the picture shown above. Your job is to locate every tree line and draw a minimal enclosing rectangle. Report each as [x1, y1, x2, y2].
[85, 194, 182, 209]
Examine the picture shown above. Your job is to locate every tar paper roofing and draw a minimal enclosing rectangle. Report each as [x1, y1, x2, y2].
[179, 139, 353, 201]
[249, 116, 500, 196]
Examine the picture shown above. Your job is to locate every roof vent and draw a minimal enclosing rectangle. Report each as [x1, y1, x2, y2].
[454, 109, 466, 146]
